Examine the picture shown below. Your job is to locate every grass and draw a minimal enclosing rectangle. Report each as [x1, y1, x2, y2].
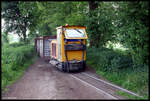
[2, 43, 38, 92]
[86, 47, 149, 99]
[96, 69, 148, 99]
[115, 91, 146, 99]
[2, 55, 38, 92]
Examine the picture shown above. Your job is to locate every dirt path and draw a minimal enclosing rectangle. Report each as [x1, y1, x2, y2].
[2, 58, 122, 99]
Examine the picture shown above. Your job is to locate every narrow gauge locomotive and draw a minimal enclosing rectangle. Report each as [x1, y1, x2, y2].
[50, 25, 88, 72]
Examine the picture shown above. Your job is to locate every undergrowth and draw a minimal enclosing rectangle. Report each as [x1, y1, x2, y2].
[2, 43, 37, 91]
[86, 47, 149, 99]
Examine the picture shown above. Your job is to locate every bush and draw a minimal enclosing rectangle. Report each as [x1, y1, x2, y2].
[87, 47, 133, 72]
[2, 43, 36, 89]
[9, 42, 26, 47]
[87, 47, 149, 98]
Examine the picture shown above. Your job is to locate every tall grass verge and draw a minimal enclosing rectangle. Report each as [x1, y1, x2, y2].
[86, 47, 148, 99]
[2, 43, 38, 91]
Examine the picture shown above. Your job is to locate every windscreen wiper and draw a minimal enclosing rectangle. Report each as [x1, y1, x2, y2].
[74, 29, 82, 33]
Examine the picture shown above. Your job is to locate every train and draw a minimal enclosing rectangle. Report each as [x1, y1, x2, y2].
[35, 25, 88, 72]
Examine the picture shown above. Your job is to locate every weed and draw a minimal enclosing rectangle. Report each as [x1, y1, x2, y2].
[1, 43, 37, 91]
[87, 47, 149, 99]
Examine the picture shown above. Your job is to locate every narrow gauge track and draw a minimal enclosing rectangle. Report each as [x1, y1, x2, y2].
[70, 72, 142, 99]
[82, 72, 142, 98]
[70, 74, 118, 99]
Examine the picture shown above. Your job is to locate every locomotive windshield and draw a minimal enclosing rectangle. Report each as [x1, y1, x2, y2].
[64, 28, 87, 39]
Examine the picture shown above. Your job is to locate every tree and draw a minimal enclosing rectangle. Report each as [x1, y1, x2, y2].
[2, 31, 9, 44]
[87, 2, 116, 48]
[2, 1, 36, 43]
[65, 2, 88, 26]
[114, 1, 149, 65]
[38, 23, 52, 36]
[88, 1, 99, 48]
[32, 1, 88, 35]
[18, 1, 41, 43]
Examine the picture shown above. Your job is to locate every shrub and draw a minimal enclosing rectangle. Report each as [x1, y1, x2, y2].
[9, 42, 26, 47]
[2, 43, 36, 89]
[87, 47, 149, 98]
[87, 47, 133, 72]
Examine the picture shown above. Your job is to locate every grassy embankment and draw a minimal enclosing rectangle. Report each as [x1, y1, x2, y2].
[2, 43, 38, 92]
[86, 47, 148, 99]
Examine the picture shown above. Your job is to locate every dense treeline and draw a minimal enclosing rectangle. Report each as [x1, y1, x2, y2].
[2, 1, 149, 66]
[1, 1, 149, 99]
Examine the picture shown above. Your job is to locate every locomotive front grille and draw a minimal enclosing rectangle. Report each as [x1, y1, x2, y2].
[65, 44, 85, 51]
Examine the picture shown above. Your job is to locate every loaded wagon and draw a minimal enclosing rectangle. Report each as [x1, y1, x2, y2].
[35, 35, 56, 61]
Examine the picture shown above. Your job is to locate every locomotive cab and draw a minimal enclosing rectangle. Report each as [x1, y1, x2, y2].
[50, 25, 88, 72]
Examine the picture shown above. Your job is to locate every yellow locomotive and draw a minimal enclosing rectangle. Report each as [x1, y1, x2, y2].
[49, 25, 88, 72]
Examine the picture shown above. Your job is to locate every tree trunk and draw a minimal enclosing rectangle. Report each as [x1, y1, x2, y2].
[88, 1, 99, 48]
[23, 20, 27, 43]
[22, 27, 27, 43]
[89, 1, 98, 11]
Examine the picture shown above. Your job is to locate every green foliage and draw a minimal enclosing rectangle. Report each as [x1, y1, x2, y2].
[87, 47, 149, 99]
[23, 1, 89, 36]
[115, 91, 146, 99]
[114, 2, 149, 65]
[37, 23, 52, 36]
[87, 47, 133, 72]
[66, 12, 88, 26]
[87, 2, 116, 48]
[2, 2, 148, 97]
[87, 1, 149, 66]
[1, 43, 36, 90]
[2, 2, 149, 65]
[9, 42, 25, 47]
[18, 1, 41, 43]
[2, 1, 32, 42]
[65, 2, 88, 26]
[2, 31, 9, 44]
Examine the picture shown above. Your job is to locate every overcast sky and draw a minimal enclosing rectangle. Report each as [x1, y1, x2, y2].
[2, 19, 4, 32]
[2, 19, 19, 43]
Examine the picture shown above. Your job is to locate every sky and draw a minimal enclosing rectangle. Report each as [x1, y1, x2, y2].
[2, 19, 20, 43]
[2, 18, 30, 43]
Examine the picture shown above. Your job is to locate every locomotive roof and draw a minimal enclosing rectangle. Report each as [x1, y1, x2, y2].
[56, 25, 86, 29]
